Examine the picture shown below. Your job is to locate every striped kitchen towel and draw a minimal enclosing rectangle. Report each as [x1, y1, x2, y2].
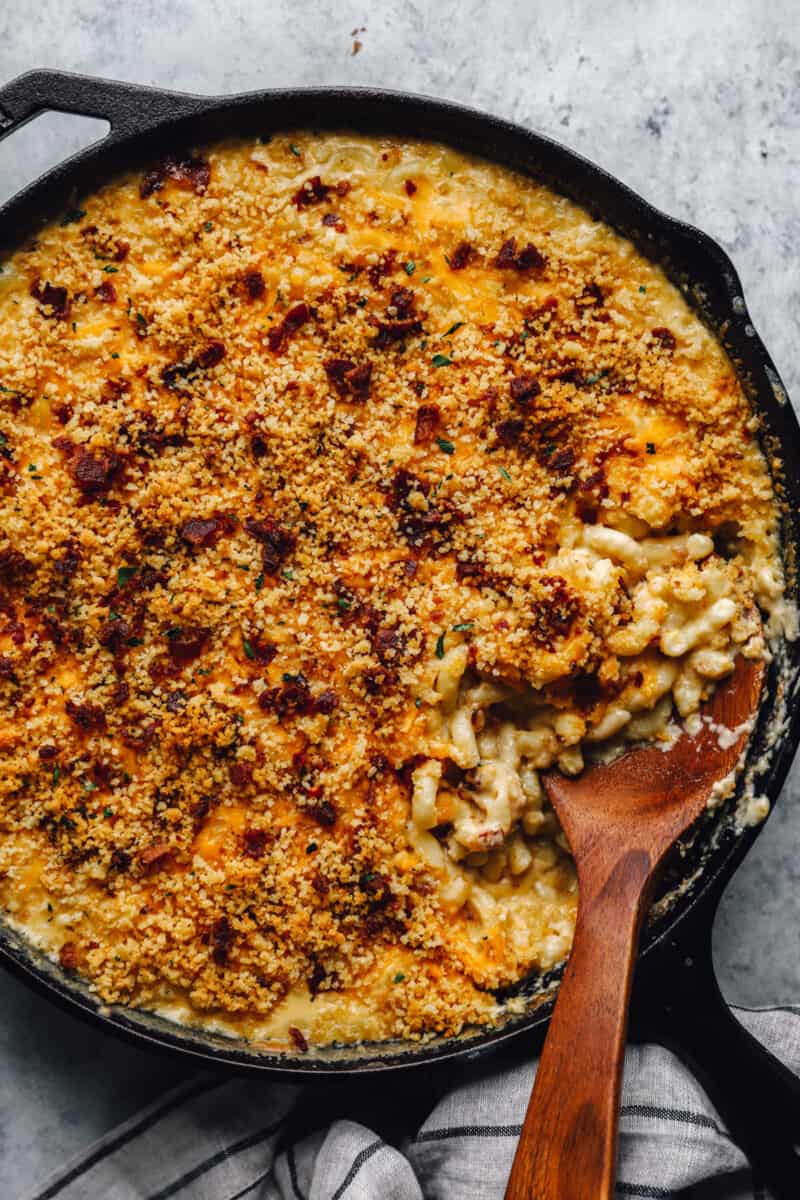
[24, 1006, 799, 1200]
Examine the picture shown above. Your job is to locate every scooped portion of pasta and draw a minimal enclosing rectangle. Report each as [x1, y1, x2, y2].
[0, 132, 793, 1051]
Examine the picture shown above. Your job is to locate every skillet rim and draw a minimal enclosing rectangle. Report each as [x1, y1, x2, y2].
[0, 72, 798, 1078]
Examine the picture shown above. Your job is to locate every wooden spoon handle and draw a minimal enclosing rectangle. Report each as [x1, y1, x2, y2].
[505, 848, 655, 1200]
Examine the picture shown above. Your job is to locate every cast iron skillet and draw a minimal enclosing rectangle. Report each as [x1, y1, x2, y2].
[1, 68, 800, 1192]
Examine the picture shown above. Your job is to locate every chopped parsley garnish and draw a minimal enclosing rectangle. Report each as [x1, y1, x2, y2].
[431, 353, 452, 367]
[452, 622, 473, 632]
[435, 437, 455, 455]
[0, 434, 6, 447]
[415, 697, 422, 708]
[306, 842, 318, 853]
[404, 260, 416, 275]
[336, 596, 351, 613]
[60, 208, 86, 226]
[103, 807, 113, 819]
[52, 766, 60, 786]
[103, 265, 118, 274]
[111, 352, 119, 359]
[254, 572, 264, 592]
[117, 565, 137, 586]
[135, 312, 148, 333]
[243, 638, 255, 660]
[393, 972, 405, 983]
[421, 275, 432, 283]
[126, 637, 144, 647]
[445, 321, 464, 336]
[646, 442, 656, 454]
[498, 466, 512, 481]
[435, 632, 446, 659]
[639, 285, 647, 294]
[281, 568, 295, 581]
[204, 220, 214, 232]
[289, 143, 301, 156]
[83, 779, 97, 792]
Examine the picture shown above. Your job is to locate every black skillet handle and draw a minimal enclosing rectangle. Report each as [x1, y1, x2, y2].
[633, 887, 800, 1199]
[0, 68, 206, 147]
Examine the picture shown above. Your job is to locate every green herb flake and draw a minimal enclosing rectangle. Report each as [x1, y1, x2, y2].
[289, 142, 301, 157]
[452, 621, 473, 632]
[111, 352, 119, 359]
[52, 766, 60, 786]
[204, 220, 214, 232]
[584, 370, 607, 385]
[415, 697, 422, 708]
[435, 437, 455, 455]
[60, 208, 86, 226]
[83, 779, 97, 792]
[281, 568, 295, 581]
[103, 265, 118, 274]
[336, 596, 351, 613]
[421, 275, 432, 283]
[0, 433, 5, 447]
[431, 353, 452, 368]
[117, 565, 137, 586]
[498, 466, 512, 481]
[435, 632, 446, 659]
[646, 442, 656, 455]
[243, 638, 256, 660]
[306, 841, 318, 854]
[403, 260, 416, 276]
[445, 321, 464, 336]
[135, 311, 148, 333]
[254, 572, 265, 592]
[639, 285, 647, 294]
[103, 807, 113, 819]
[126, 637, 144, 647]
[393, 972, 405, 983]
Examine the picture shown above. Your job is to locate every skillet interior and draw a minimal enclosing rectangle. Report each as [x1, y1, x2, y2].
[0, 76, 798, 1077]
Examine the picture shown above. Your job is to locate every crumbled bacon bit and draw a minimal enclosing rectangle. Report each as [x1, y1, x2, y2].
[166, 625, 209, 666]
[259, 673, 315, 718]
[267, 302, 310, 354]
[59, 942, 79, 970]
[309, 800, 337, 827]
[404, 179, 417, 196]
[414, 403, 441, 444]
[94, 280, 117, 303]
[324, 358, 372, 399]
[38, 744, 58, 760]
[71, 448, 121, 498]
[494, 237, 546, 272]
[65, 699, 106, 732]
[229, 762, 254, 787]
[211, 916, 235, 966]
[197, 341, 226, 370]
[315, 688, 339, 715]
[140, 842, 174, 872]
[244, 516, 296, 574]
[140, 154, 211, 198]
[30, 279, 70, 320]
[289, 1026, 309, 1052]
[510, 374, 541, 407]
[366, 250, 397, 289]
[242, 269, 265, 300]
[652, 326, 677, 350]
[180, 517, 220, 548]
[243, 828, 267, 858]
[100, 616, 130, 656]
[449, 241, 473, 270]
[109, 848, 131, 872]
[308, 960, 326, 997]
[291, 176, 332, 208]
[495, 418, 526, 448]
[374, 288, 422, 346]
[247, 636, 277, 665]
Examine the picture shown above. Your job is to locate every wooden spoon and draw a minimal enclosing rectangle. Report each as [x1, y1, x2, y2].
[505, 655, 764, 1200]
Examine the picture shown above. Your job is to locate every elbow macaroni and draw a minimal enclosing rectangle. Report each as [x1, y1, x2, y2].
[411, 530, 771, 927]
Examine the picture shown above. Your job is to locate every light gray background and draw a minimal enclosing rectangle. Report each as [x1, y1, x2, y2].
[0, 0, 798, 1193]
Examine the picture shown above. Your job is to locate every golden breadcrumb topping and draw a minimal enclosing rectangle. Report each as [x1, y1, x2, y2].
[0, 132, 787, 1050]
